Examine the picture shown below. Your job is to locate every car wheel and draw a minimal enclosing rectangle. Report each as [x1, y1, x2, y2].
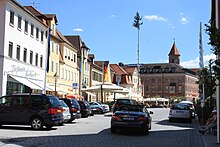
[143, 127, 149, 135]
[98, 108, 104, 114]
[31, 117, 43, 130]
[111, 127, 117, 133]
[169, 118, 172, 122]
[188, 119, 192, 123]
[45, 125, 53, 129]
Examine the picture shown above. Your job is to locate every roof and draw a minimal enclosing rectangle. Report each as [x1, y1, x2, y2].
[140, 63, 197, 76]
[110, 64, 128, 75]
[168, 42, 180, 56]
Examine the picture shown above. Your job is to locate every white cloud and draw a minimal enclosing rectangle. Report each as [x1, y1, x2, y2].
[180, 17, 189, 24]
[110, 14, 116, 18]
[180, 54, 216, 68]
[73, 28, 84, 32]
[144, 15, 167, 22]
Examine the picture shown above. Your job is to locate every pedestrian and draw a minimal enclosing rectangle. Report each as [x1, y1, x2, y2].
[198, 109, 217, 135]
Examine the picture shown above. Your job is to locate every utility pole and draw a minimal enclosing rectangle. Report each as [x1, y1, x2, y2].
[133, 12, 143, 95]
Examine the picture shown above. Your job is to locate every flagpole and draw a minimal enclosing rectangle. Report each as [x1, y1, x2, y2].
[43, 27, 50, 94]
[199, 22, 205, 125]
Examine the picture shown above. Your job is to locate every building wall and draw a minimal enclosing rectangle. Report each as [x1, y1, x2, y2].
[0, 0, 47, 96]
[141, 72, 199, 100]
[59, 42, 79, 96]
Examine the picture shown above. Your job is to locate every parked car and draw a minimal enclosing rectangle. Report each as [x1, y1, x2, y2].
[89, 102, 105, 114]
[59, 98, 81, 122]
[179, 101, 195, 119]
[111, 104, 153, 135]
[112, 98, 138, 113]
[89, 102, 109, 114]
[59, 100, 71, 123]
[0, 93, 63, 130]
[168, 103, 192, 123]
[77, 100, 92, 118]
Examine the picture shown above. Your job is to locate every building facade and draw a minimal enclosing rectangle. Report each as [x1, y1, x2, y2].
[140, 42, 199, 101]
[0, 0, 48, 96]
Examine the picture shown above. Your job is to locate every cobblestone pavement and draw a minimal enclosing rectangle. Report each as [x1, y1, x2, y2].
[0, 108, 218, 147]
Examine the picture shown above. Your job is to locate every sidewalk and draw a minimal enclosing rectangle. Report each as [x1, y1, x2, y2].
[196, 118, 220, 147]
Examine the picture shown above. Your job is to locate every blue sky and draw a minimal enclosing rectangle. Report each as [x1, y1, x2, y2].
[18, 0, 215, 68]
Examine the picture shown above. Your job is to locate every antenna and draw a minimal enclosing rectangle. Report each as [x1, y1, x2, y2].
[27, 1, 40, 8]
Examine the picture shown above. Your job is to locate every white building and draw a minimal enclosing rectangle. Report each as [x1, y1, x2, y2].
[0, 0, 48, 96]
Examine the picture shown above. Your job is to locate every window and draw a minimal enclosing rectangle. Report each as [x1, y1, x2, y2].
[10, 10, 14, 25]
[35, 53, 38, 66]
[56, 44, 59, 54]
[178, 86, 182, 93]
[17, 15, 22, 30]
[16, 45, 20, 60]
[8, 42, 13, 58]
[51, 61, 54, 72]
[31, 24, 34, 36]
[56, 62, 58, 73]
[52, 41, 54, 52]
[23, 48, 27, 62]
[24, 20, 28, 33]
[52, 24, 55, 34]
[36, 27, 39, 39]
[61, 68, 64, 79]
[41, 31, 44, 42]
[40, 55, 43, 68]
[30, 51, 33, 64]
[74, 54, 76, 63]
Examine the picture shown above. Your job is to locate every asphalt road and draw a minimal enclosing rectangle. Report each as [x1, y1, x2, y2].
[0, 108, 204, 147]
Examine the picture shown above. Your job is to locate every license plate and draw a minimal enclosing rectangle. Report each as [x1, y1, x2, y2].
[123, 117, 134, 120]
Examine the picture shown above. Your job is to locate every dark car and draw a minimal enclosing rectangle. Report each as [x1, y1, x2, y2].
[0, 93, 63, 130]
[59, 98, 81, 122]
[112, 98, 138, 113]
[77, 100, 92, 118]
[111, 105, 153, 135]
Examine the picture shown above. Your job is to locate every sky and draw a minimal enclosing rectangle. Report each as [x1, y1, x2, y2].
[18, 0, 216, 68]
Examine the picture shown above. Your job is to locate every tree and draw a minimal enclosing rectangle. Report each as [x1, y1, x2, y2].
[205, 20, 220, 81]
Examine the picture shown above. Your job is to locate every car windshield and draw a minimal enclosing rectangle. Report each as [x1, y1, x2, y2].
[172, 104, 190, 110]
[117, 99, 132, 105]
[49, 96, 61, 107]
[118, 105, 144, 112]
[60, 100, 68, 107]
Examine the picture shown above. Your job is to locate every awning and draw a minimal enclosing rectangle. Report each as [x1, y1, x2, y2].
[10, 75, 43, 90]
[85, 91, 96, 96]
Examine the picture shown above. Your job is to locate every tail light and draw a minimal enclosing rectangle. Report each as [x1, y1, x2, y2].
[70, 108, 77, 113]
[137, 116, 148, 122]
[48, 108, 63, 115]
[62, 108, 66, 112]
[112, 115, 121, 121]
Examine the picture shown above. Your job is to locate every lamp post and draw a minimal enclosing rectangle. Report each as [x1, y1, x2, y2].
[54, 72, 59, 96]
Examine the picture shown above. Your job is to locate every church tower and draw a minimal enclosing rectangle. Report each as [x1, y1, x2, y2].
[168, 41, 180, 64]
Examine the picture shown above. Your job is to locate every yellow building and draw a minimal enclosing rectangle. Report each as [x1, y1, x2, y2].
[56, 30, 79, 97]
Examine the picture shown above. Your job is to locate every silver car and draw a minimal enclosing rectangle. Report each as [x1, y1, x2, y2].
[60, 100, 71, 123]
[168, 103, 192, 123]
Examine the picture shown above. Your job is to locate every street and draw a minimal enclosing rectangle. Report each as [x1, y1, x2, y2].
[0, 108, 204, 147]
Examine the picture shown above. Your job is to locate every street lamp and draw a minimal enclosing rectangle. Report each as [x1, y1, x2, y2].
[54, 72, 59, 96]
